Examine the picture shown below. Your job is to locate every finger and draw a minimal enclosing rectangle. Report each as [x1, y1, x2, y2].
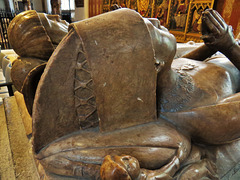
[205, 9, 225, 28]
[211, 10, 227, 30]
[202, 14, 221, 36]
[204, 10, 223, 34]
[201, 19, 209, 35]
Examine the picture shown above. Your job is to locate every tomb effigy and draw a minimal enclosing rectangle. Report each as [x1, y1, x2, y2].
[8, 8, 240, 179]
[8, 10, 69, 114]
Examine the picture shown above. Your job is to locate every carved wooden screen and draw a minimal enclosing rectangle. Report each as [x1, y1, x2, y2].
[102, 0, 215, 42]
[102, 0, 155, 17]
[168, 0, 215, 42]
[89, 0, 102, 17]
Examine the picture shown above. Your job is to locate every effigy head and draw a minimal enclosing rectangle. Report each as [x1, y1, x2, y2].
[31, 9, 198, 180]
[8, 10, 69, 114]
[33, 8, 173, 152]
[38, 13, 69, 46]
[8, 10, 68, 60]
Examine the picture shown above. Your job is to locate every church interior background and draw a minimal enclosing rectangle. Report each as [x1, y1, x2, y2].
[0, 0, 239, 48]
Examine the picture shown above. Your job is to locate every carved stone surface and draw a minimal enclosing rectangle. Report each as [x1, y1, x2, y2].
[8, 10, 54, 60]
[71, 10, 157, 132]
[8, 10, 69, 114]
[8, 8, 240, 180]
[8, 10, 69, 60]
[11, 57, 46, 92]
[74, 50, 98, 129]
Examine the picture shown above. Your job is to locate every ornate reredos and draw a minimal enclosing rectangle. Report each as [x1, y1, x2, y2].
[32, 9, 158, 152]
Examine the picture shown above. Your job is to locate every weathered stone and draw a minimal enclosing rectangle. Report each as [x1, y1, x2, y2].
[0, 105, 15, 180]
[14, 91, 32, 135]
[4, 97, 39, 179]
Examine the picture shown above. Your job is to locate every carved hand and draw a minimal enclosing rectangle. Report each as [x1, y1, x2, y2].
[201, 9, 237, 52]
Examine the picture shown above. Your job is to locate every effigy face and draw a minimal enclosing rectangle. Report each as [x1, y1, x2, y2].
[11, 8, 240, 179]
[144, 18, 176, 69]
[38, 13, 69, 47]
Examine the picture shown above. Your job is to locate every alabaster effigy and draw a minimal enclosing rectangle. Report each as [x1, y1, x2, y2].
[8, 7, 240, 179]
[8, 10, 68, 113]
[21, 8, 240, 180]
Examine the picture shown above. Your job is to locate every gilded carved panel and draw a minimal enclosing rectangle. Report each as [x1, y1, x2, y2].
[102, 0, 215, 42]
